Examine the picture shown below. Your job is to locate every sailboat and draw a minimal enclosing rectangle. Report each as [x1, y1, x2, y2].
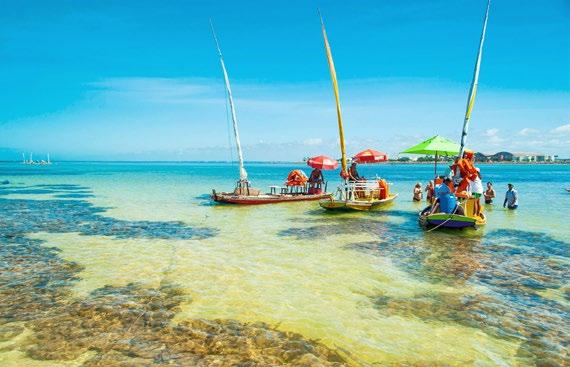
[209, 21, 331, 205]
[420, 0, 490, 229]
[317, 12, 398, 211]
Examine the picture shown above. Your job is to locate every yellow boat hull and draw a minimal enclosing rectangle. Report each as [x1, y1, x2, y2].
[319, 194, 398, 211]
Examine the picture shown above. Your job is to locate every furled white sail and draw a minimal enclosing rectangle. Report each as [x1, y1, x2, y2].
[210, 21, 248, 182]
[458, 0, 491, 158]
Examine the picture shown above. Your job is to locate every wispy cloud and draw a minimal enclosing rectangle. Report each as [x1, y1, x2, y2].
[2, 77, 569, 160]
[550, 124, 570, 135]
[517, 127, 539, 136]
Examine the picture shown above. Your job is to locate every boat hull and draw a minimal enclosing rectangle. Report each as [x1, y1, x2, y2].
[419, 212, 486, 229]
[212, 191, 331, 205]
[319, 194, 398, 211]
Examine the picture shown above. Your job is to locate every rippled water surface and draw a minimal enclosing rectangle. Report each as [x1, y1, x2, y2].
[1, 162, 568, 366]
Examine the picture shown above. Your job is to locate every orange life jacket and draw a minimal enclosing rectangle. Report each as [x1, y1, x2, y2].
[286, 170, 308, 186]
[378, 179, 389, 199]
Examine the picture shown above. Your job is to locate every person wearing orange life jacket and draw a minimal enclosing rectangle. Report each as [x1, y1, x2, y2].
[452, 151, 479, 198]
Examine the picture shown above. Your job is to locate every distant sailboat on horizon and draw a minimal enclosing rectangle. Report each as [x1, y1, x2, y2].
[22, 152, 52, 165]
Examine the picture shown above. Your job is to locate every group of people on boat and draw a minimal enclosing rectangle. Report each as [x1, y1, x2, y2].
[417, 150, 519, 218]
[307, 161, 364, 190]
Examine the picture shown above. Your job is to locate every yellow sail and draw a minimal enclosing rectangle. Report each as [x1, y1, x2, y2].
[319, 13, 347, 176]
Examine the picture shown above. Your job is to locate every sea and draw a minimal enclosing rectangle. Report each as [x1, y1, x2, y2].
[0, 161, 568, 366]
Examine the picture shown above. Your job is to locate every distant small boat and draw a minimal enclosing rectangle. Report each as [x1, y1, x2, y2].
[22, 152, 52, 165]
[566, 188, 570, 193]
[209, 21, 331, 205]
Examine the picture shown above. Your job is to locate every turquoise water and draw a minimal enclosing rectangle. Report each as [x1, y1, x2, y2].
[0, 162, 568, 366]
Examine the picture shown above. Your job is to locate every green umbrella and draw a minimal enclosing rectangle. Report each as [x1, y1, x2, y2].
[401, 135, 461, 178]
[401, 135, 460, 156]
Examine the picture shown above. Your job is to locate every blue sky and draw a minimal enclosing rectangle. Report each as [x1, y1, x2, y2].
[1, 0, 569, 160]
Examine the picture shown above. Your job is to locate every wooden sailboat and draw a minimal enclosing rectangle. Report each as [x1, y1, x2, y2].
[209, 21, 330, 205]
[317, 12, 397, 211]
[421, 0, 490, 229]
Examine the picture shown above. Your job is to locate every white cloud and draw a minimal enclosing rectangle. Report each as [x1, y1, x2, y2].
[517, 127, 539, 136]
[483, 128, 498, 137]
[481, 128, 504, 146]
[303, 138, 323, 146]
[550, 124, 570, 135]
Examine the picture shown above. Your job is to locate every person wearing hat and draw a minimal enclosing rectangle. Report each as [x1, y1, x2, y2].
[503, 183, 518, 210]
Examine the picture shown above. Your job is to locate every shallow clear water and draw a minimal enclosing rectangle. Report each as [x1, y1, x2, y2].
[0, 162, 568, 366]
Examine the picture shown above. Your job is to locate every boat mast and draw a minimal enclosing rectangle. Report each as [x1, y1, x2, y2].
[319, 11, 348, 177]
[210, 20, 248, 182]
[458, 0, 491, 158]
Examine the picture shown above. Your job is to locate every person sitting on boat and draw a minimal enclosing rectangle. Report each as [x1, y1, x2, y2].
[503, 183, 518, 210]
[425, 181, 435, 203]
[430, 178, 465, 216]
[309, 168, 324, 186]
[349, 162, 363, 181]
[308, 168, 324, 194]
[413, 182, 423, 201]
[484, 182, 495, 204]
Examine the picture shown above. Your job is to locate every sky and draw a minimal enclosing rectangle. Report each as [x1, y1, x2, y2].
[1, 0, 569, 161]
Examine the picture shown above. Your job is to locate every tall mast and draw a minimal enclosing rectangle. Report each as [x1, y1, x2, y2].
[458, 0, 491, 158]
[210, 20, 248, 182]
[319, 11, 347, 177]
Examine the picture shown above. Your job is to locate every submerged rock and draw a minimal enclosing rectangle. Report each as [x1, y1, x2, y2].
[23, 283, 348, 366]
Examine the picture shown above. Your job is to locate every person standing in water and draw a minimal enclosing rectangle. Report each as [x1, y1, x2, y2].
[425, 181, 435, 203]
[484, 182, 496, 204]
[413, 182, 423, 201]
[503, 183, 518, 209]
[469, 168, 484, 216]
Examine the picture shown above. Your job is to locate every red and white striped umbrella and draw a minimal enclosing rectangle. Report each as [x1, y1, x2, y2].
[352, 149, 388, 164]
[306, 155, 339, 170]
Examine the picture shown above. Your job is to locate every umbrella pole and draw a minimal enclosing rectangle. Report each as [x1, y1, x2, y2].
[434, 152, 438, 180]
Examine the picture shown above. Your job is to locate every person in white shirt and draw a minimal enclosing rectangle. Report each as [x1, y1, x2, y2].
[469, 168, 484, 216]
[503, 183, 518, 209]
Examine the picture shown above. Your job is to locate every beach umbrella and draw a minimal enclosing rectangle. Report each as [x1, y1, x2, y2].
[401, 135, 460, 156]
[306, 155, 339, 170]
[401, 135, 461, 178]
[352, 149, 388, 164]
